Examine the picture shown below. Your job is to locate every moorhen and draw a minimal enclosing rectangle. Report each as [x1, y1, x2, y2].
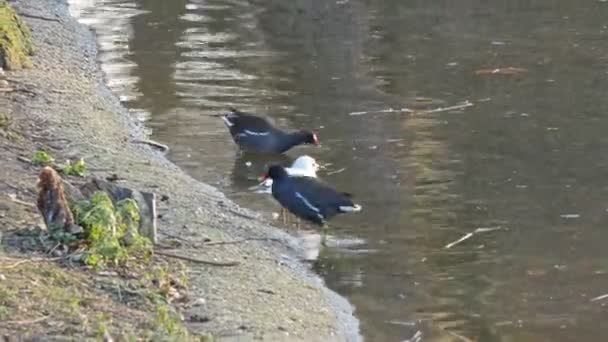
[261, 165, 361, 232]
[218, 108, 319, 154]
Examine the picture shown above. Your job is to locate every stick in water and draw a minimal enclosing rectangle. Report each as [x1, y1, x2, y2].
[444, 226, 503, 249]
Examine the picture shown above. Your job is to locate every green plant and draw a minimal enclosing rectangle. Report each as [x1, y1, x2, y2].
[152, 305, 189, 340]
[31, 150, 54, 166]
[69, 191, 152, 269]
[62, 158, 87, 177]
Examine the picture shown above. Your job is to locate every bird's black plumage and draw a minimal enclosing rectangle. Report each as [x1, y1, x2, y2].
[219, 108, 319, 154]
[265, 165, 361, 226]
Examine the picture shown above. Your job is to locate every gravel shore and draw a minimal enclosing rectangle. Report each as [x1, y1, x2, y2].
[0, 0, 360, 340]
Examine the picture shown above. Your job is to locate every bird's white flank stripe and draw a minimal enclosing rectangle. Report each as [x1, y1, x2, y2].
[244, 129, 270, 136]
[295, 192, 320, 213]
[339, 204, 362, 212]
[220, 116, 234, 127]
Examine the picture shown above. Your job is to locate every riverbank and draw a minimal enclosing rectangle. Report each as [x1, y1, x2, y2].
[0, 0, 359, 340]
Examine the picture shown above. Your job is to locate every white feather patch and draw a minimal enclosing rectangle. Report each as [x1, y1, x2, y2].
[220, 116, 234, 127]
[243, 129, 270, 136]
[339, 204, 362, 212]
[295, 192, 320, 213]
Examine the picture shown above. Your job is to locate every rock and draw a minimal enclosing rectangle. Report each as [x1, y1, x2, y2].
[67, 223, 84, 235]
[192, 297, 206, 306]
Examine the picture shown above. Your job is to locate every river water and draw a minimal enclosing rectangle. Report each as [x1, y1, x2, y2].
[68, 0, 608, 340]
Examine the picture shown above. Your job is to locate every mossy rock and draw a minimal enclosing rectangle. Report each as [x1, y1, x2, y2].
[0, 1, 34, 70]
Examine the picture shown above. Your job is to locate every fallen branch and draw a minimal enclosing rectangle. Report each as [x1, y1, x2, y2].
[18, 12, 61, 22]
[132, 139, 169, 152]
[444, 226, 503, 249]
[7, 194, 35, 207]
[155, 250, 240, 267]
[0, 256, 64, 269]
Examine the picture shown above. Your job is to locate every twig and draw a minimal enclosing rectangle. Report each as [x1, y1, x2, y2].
[227, 208, 257, 220]
[418, 101, 474, 115]
[0, 256, 64, 269]
[155, 250, 240, 267]
[326, 167, 346, 176]
[203, 237, 282, 246]
[18, 12, 61, 22]
[132, 139, 169, 152]
[590, 293, 608, 302]
[444, 226, 502, 249]
[444, 232, 474, 249]
[7, 194, 35, 207]
[5, 315, 50, 325]
[349, 108, 413, 116]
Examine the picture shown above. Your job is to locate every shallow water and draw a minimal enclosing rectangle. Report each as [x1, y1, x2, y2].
[69, 0, 608, 340]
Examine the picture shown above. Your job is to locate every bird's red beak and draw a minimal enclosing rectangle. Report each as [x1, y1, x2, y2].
[313, 133, 320, 146]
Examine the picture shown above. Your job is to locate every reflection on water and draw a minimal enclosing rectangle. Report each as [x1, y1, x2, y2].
[70, 0, 608, 340]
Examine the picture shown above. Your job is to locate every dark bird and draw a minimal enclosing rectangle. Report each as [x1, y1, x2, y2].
[261, 165, 361, 229]
[218, 108, 319, 154]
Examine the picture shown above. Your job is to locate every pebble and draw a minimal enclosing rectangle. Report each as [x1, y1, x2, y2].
[0, 273, 6, 281]
[192, 297, 206, 306]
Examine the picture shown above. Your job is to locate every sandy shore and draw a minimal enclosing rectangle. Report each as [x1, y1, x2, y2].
[0, 0, 360, 340]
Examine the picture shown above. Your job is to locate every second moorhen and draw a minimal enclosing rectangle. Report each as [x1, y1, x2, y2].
[218, 108, 319, 154]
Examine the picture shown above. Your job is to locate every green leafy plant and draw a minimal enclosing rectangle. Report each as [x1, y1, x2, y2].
[70, 191, 152, 269]
[152, 305, 189, 340]
[31, 150, 54, 166]
[62, 158, 87, 177]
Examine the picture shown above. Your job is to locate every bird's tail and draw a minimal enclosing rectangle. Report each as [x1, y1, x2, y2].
[339, 204, 362, 212]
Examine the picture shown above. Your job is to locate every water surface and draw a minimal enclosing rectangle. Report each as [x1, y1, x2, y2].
[69, 0, 608, 340]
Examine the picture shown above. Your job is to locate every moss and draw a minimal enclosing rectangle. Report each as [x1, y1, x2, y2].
[31, 150, 54, 166]
[62, 158, 87, 177]
[0, 1, 34, 70]
[70, 191, 152, 269]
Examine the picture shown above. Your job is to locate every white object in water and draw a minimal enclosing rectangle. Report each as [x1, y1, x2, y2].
[250, 155, 320, 193]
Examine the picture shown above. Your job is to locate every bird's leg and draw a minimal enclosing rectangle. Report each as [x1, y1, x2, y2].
[321, 225, 328, 246]
[281, 208, 287, 225]
[296, 218, 300, 230]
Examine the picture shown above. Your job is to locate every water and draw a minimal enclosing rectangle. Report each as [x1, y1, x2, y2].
[69, 0, 608, 340]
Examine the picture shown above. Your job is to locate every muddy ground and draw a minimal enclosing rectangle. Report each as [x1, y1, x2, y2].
[0, 0, 359, 340]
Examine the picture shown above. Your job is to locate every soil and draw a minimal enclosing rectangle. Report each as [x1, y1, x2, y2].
[0, 0, 360, 341]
